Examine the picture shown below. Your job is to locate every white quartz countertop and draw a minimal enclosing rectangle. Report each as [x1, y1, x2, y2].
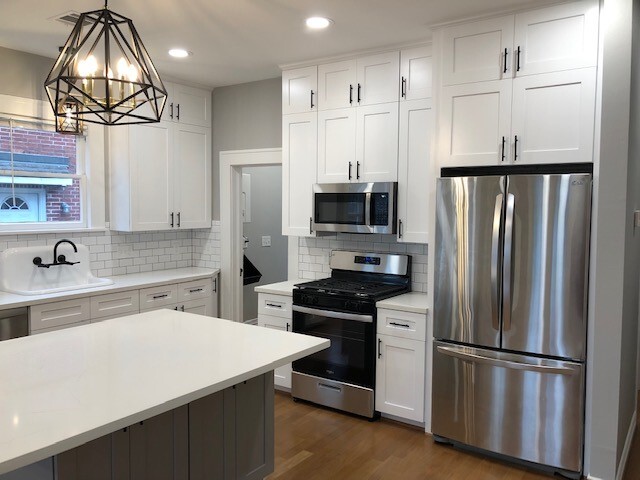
[0, 267, 219, 310]
[254, 279, 306, 297]
[0, 310, 328, 474]
[376, 292, 429, 314]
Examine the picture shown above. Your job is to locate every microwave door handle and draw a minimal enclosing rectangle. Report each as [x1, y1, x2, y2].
[364, 192, 372, 232]
[292, 305, 374, 323]
[491, 194, 503, 331]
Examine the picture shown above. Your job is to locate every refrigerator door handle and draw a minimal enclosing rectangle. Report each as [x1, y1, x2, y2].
[490, 194, 503, 331]
[436, 345, 580, 375]
[502, 193, 515, 331]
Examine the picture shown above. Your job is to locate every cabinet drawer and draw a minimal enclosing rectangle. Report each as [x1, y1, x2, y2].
[139, 284, 178, 310]
[31, 320, 91, 335]
[257, 313, 291, 332]
[91, 290, 140, 320]
[377, 308, 426, 341]
[178, 279, 212, 303]
[30, 298, 91, 332]
[257, 294, 292, 319]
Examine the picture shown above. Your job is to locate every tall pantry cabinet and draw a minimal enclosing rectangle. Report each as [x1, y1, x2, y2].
[109, 82, 212, 232]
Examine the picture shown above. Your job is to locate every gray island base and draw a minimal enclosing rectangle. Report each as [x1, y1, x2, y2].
[2, 372, 274, 480]
[0, 311, 328, 480]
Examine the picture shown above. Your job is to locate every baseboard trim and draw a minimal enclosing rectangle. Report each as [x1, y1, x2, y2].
[616, 410, 637, 480]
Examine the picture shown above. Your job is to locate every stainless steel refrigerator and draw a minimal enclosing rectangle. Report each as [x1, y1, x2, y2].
[432, 171, 591, 477]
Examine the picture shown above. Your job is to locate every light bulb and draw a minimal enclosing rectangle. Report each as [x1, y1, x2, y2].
[117, 57, 128, 79]
[127, 64, 138, 82]
[85, 55, 98, 75]
[77, 59, 88, 77]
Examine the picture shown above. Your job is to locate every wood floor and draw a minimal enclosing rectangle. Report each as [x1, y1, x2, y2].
[268, 391, 640, 480]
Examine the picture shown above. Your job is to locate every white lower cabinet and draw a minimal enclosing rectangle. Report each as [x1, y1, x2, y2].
[29, 275, 219, 333]
[375, 308, 426, 423]
[257, 293, 292, 390]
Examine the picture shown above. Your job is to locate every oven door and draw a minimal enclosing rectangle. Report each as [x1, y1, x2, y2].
[292, 305, 376, 388]
[313, 182, 397, 234]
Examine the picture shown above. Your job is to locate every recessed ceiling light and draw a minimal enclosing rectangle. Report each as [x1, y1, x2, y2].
[306, 17, 332, 29]
[168, 48, 191, 58]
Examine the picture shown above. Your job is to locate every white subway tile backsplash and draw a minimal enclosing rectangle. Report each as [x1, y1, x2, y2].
[297, 234, 428, 293]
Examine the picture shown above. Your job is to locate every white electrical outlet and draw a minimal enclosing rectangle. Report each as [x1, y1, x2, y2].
[261, 236, 271, 247]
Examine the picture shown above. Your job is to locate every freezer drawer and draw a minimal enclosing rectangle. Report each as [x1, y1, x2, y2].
[432, 341, 584, 473]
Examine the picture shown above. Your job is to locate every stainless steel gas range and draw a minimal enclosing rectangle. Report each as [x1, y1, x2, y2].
[291, 250, 411, 419]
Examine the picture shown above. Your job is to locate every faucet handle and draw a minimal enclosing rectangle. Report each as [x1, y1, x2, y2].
[56, 254, 80, 265]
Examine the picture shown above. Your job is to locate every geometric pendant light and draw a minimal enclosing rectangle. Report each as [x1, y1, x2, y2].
[44, 1, 167, 131]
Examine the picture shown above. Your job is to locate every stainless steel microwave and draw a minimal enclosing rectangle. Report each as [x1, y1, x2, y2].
[312, 182, 397, 234]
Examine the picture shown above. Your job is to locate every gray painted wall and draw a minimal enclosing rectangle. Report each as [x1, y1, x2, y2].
[242, 165, 287, 321]
[0, 46, 53, 101]
[211, 78, 282, 220]
[618, 0, 640, 468]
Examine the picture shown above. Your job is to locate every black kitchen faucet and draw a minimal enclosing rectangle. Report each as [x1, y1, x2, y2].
[32, 239, 81, 268]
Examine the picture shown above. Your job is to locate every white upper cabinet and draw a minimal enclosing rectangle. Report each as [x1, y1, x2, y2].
[317, 108, 357, 183]
[161, 82, 211, 127]
[511, 68, 596, 164]
[355, 103, 399, 182]
[400, 45, 433, 100]
[282, 66, 318, 114]
[437, 0, 599, 167]
[441, 0, 598, 85]
[173, 124, 211, 229]
[356, 51, 400, 106]
[442, 16, 514, 85]
[282, 112, 318, 236]
[439, 80, 512, 167]
[397, 99, 432, 244]
[109, 83, 212, 232]
[513, 0, 599, 76]
[318, 60, 357, 110]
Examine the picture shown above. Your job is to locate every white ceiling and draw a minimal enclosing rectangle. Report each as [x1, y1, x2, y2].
[0, 0, 553, 89]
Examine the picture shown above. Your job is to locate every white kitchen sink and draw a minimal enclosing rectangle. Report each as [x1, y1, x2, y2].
[0, 244, 113, 296]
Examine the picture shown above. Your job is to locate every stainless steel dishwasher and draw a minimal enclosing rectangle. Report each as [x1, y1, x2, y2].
[0, 307, 29, 340]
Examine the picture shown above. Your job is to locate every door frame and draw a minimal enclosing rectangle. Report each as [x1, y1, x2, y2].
[219, 148, 285, 322]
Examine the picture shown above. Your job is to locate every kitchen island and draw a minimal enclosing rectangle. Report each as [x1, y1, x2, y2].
[0, 310, 328, 479]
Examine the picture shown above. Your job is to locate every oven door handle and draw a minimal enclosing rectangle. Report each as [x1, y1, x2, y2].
[292, 305, 373, 323]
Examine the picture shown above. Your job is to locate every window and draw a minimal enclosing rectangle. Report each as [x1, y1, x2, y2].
[0, 95, 105, 233]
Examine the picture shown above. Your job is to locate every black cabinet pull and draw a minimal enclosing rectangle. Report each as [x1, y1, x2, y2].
[213, 278, 217, 293]
[189, 288, 204, 293]
[266, 303, 282, 308]
[181, 305, 185, 312]
[390, 321, 410, 328]
[516, 46, 521, 72]
[286, 322, 290, 332]
[356, 161, 360, 179]
[170, 102, 174, 119]
[348, 161, 353, 180]
[378, 338, 382, 359]
[170, 212, 174, 227]
[349, 84, 353, 104]
[398, 219, 403, 238]
[153, 294, 169, 299]
[309, 216, 313, 234]
[501, 136, 506, 162]
[401, 76, 407, 98]
[514, 135, 519, 161]
[357, 83, 361, 103]
[176, 103, 180, 120]
[503, 48, 508, 74]
[310, 90, 315, 109]
[177, 212, 181, 228]
[174, 306, 178, 310]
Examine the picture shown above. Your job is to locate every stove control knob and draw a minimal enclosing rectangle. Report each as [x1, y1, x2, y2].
[312, 297, 319, 305]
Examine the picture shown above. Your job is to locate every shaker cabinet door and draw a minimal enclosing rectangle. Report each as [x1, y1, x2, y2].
[400, 45, 433, 100]
[355, 102, 399, 182]
[356, 51, 400, 106]
[441, 15, 514, 85]
[317, 108, 356, 183]
[513, 0, 599, 76]
[439, 81, 512, 167]
[282, 112, 317, 236]
[282, 66, 317, 114]
[510, 68, 596, 164]
[318, 60, 357, 110]
[173, 123, 211, 228]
